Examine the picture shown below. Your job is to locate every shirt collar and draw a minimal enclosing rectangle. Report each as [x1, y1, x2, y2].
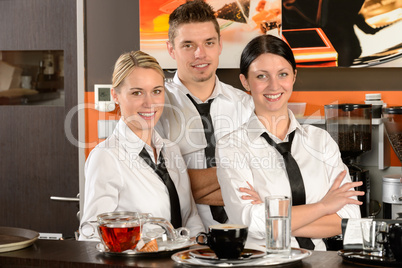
[246, 109, 305, 142]
[172, 72, 226, 103]
[115, 119, 165, 162]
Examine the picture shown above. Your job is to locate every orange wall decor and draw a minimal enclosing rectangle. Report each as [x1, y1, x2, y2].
[85, 90, 402, 166]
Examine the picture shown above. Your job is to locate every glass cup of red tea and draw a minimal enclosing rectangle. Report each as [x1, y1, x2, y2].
[80, 211, 144, 252]
[80, 211, 190, 253]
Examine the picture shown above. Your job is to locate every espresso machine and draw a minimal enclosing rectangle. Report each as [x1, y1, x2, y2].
[382, 106, 402, 220]
[325, 104, 372, 218]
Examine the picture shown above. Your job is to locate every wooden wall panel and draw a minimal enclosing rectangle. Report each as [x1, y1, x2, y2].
[0, 0, 79, 237]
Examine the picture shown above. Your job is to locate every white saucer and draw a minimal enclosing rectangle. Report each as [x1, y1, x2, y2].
[172, 247, 312, 267]
[96, 238, 195, 257]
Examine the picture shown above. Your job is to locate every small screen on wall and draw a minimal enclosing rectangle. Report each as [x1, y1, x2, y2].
[98, 88, 110, 101]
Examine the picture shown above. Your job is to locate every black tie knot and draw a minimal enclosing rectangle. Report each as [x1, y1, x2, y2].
[275, 142, 292, 155]
[195, 102, 212, 117]
[187, 94, 214, 117]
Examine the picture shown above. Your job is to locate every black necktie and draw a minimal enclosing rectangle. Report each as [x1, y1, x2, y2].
[187, 94, 228, 224]
[261, 131, 315, 250]
[139, 147, 182, 229]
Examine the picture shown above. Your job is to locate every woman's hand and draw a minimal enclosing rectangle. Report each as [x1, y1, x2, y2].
[239, 182, 263, 204]
[319, 170, 364, 215]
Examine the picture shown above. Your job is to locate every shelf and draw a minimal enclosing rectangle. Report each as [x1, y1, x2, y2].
[296, 116, 383, 125]
[0, 90, 62, 106]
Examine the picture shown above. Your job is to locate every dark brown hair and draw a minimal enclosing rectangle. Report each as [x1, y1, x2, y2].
[168, 0, 220, 46]
[240, 35, 296, 78]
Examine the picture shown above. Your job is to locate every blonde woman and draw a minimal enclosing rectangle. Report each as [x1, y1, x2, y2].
[80, 51, 204, 238]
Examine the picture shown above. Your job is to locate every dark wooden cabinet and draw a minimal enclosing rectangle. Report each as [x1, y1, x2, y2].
[0, 0, 79, 237]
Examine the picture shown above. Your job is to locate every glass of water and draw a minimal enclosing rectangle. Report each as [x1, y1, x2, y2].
[360, 220, 387, 256]
[265, 196, 291, 257]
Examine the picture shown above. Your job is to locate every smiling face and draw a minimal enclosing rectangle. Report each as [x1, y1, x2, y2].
[111, 67, 165, 139]
[240, 53, 296, 119]
[167, 22, 222, 87]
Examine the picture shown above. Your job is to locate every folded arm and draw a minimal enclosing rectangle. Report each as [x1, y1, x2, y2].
[239, 170, 364, 238]
[292, 213, 342, 238]
[187, 167, 224, 206]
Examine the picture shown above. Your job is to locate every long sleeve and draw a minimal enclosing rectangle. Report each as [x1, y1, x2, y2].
[216, 137, 266, 241]
[81, 148, 123, 225]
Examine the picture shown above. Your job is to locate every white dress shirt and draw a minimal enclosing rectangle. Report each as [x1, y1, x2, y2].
[80, 119, 204, 239]
[156, 73, 254, 229]
[216, 111, 361, 250]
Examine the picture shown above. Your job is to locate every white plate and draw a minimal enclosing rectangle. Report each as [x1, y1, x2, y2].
[172, 248, 312, 267]
[0, 226, 39, 253]
[96, 238, 196, 257]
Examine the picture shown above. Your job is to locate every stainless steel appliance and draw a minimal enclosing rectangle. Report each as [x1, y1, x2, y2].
[382, 175, 402, 219]
[382, 106, 402, 219]
[325, 104, 372, 218]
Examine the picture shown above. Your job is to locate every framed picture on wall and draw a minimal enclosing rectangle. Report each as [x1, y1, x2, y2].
[139, 0, 282, 69]
[282, 0, 402, 67]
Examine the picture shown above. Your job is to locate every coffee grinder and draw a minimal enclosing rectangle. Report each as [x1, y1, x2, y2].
[325, 104, 372, 218]
[382, 106, 402, 219]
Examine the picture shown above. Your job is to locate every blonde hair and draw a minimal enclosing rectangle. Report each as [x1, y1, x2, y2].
[112, 50, 164, 92]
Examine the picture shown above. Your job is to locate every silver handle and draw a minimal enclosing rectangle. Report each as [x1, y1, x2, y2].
[50, 193, 80, 202]
[50, 196, 79, 202]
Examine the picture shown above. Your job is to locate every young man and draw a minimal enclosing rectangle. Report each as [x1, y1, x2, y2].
[156, 0, 254, 229]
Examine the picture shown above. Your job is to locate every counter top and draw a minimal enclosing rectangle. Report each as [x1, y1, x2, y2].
[0, 239, 363, 268]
